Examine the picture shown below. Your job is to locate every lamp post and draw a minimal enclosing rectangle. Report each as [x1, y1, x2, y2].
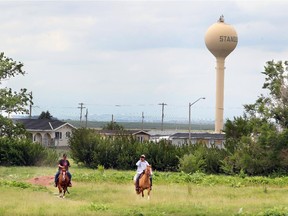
[189, 97, 205, 143]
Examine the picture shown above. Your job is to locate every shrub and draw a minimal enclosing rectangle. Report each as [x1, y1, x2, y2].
[0, 137, 57, 166]
[179, 152, 206, 173]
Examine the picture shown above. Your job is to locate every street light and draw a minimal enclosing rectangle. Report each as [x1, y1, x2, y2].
[189, 97, 205, 143]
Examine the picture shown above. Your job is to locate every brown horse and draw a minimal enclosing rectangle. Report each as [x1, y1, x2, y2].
[137, 165, 152, 199]
[58, 168, 70, 198]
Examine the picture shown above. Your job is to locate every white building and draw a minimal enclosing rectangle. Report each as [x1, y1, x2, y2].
[14, 118, 76, 147]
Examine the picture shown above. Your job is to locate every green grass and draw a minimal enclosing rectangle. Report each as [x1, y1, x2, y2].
[1, 166, 288, 215]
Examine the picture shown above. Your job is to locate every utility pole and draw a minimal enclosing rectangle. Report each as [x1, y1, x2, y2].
[189, 97, 205, 142]
[78, 103, 86, 123]
[141, 112, 144, 130]
[29, 91, 33, 118]
[158, 103, 167, 131]
[85, 108, 88, 128]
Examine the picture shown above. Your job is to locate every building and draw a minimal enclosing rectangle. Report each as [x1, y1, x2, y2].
[95, 129, 151, 143]
[148, 130, 176, 142]
[14, 118, 76, 147]
[169, 132, 225, 148]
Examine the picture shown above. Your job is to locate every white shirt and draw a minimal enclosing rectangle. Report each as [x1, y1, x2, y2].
[136, 160, 150, 174]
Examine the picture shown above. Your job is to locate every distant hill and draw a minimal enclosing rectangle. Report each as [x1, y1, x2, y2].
[65, 120, 214, 131]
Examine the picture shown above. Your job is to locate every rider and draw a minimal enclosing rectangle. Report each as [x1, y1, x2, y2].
[54, 153, 72, 187]
[134, 154, 152, 191]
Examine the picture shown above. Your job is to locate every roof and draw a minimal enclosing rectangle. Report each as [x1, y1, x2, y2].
[96, 129, 150, 136]
[13, 118, 75, 131]
[170, 132, 225, 140]
[147, 130, 178, 136]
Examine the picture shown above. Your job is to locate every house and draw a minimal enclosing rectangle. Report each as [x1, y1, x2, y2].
[169, 132, 225, 148]
[95, 129, 151, 143]
[14, 118, 76, 147]
[148, 130, 177, 142]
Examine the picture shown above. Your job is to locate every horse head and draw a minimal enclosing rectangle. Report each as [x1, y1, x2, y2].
[145, 165, 151, 176]
[61, 168, 67, 181]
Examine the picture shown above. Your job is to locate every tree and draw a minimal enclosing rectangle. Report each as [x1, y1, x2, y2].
[223, 60, 288, 175]
[0, 52, 33, 137]
[38, 111, 53, 119]
[102, 121, 124, 130]
[244, 60, 288, 128]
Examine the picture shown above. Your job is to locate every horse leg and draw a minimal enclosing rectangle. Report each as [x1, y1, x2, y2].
[59, 189, 63, 198]
[63, 188, 66, 198]
[58, 184, 63, 198]
[147, 188, 150, 200]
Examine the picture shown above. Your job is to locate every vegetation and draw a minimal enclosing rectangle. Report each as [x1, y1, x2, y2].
[69, 128, 183, 171]
[223, 60, 288, 175]
[0, 137, 58, 166]
[0, 53, 59, 167]
[1, 166, 288, 215]
[38, 111, 53, 119]
[0, 52, 33, 137]
[102, 121, 124, 130]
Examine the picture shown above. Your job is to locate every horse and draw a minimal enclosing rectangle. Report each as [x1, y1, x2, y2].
[137, 165, 152, 199]
[58, 168, 70, 198]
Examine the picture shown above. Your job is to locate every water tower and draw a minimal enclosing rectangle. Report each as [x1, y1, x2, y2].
[205, 15, 238, 133]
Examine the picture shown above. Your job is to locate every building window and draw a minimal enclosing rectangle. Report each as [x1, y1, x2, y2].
[55, 132, 62, 139]
[138, 136, 144, 143]
[65, 131, 71, 138]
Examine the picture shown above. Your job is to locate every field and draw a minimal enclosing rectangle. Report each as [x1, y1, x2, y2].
[1, 166, 288, 216]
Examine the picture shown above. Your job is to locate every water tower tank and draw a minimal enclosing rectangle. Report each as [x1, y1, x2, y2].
[205, 15, 238, 58]
[205, 16, 238, 133]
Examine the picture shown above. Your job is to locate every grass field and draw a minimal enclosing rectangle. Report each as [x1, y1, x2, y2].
[1, 166, 288, 216]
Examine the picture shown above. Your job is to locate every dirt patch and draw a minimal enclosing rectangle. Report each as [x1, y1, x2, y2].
[27, 176, 54, 187]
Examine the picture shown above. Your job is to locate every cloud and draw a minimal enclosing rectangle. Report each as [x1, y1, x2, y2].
[1, 1, 288, 122]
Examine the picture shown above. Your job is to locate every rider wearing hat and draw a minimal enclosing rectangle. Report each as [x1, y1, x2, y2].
[134, 154, 152, 191]
[54, 153, 72, 187]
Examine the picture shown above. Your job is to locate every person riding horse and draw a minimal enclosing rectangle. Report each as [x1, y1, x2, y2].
[134, 154, 152, 192]
[54, 153, 72, 187]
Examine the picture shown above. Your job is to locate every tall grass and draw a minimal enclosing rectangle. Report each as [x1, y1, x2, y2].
[1, 166, 288, 215]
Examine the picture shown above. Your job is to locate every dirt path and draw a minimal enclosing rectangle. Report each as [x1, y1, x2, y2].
[26, 176, 54, 187]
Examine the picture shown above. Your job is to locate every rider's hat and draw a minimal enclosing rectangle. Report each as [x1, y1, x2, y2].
[141, 154, 145, 158]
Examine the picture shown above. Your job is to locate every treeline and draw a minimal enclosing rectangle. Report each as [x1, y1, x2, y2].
[69, 126, 288, 176]
[69, 128, 183, 171]
[68, 128, 227, 173]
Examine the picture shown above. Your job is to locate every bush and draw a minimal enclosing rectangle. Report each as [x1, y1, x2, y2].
[0, 137, 57, 166]
[179, 152, 206, 173]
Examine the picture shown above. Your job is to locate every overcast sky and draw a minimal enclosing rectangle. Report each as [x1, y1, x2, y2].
[2, 0, 288, 123]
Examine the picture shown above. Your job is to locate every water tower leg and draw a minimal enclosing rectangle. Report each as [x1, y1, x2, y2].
[215, 57, 225, 133]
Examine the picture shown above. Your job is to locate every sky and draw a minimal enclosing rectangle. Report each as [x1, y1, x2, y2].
[2, 0, 288, 123]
